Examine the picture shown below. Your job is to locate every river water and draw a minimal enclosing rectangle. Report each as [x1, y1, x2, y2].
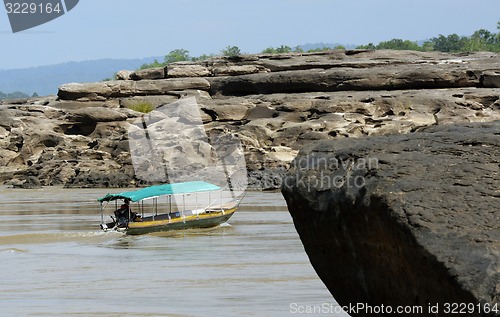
[0, 187, 348, 317]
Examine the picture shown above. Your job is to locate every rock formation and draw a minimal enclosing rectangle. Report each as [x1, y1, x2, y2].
[281, 121, 499, 316]
[0, 50, 499, 315]
[0, 50, 499, 189]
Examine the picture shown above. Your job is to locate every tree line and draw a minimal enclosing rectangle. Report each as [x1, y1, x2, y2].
[139, 46, 242, 69]
[140, 21, 500, 69]
[357, 21, 500, 52]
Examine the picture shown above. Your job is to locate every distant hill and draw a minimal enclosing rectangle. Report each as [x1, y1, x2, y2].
[0, 57, 161, 97]
[0, 90, 30, 101]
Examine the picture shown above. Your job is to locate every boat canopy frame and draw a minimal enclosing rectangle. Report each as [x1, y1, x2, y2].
[97, 181, 222, 203]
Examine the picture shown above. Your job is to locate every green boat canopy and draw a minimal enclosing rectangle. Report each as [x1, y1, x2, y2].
[97, 181, 221, 203]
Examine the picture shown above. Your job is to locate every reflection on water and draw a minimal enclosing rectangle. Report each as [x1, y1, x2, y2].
[0, 187, 347, 317]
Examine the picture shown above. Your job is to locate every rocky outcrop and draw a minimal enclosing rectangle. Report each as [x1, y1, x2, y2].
[1, 50, 499, 316]
[281, 121, 500, 316]
[0, 50, 499, 189]
[58, 78, 211, 101]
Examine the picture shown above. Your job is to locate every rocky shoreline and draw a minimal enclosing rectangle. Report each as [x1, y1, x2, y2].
[0, 49, 499, 315]
[1, 50, 499, 189]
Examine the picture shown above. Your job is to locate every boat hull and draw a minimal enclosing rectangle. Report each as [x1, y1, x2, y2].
[125, 207, 237, 235]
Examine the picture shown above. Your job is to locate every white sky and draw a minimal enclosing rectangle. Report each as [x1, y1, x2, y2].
[0, 0, 499, 69]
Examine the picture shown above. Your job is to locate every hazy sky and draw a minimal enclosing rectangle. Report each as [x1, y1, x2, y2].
[1, 0, 499, 69]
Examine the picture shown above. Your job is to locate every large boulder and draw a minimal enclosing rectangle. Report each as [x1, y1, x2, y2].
[11, 176, 41, 189]
[212, 65, 268, 76]
[482, 71, 500, 88]
[206, 50, 500, 96]
[115, 70, 133, 80]
[208, 64, 484, 96]
[130, 67, 165, 80]
[281, 121, 500, 316]
[68, 107, 129, 123]
[166, 63, 211, 78]
[58, 78, 211, 101]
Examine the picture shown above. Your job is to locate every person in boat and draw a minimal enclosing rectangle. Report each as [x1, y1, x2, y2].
[114, 199, 141, 223]
[114, 200, 130, 219]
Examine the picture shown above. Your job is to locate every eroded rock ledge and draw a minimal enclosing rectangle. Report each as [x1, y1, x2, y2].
[281, 121, 499, 316]
[0, 50, 499, 188]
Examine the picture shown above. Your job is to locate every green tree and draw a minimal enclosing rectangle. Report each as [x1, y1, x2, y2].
[139, 49, 191, 69]
[164, 49, 190, 64]
[376, 39, 421, 50]
[139, 58, 164, 69]
[429, 34, 466, 52]
[473, 29, 495, 44]
[294, 46, 304, 53]
[275, 45, 292, 53]
[421, 41, 434, 51]
[356, 43, 376, 50]
[262, 45, 293, 54]
[307, 46, 332, 52]
[221, 45, 241, 56]
[261, 47, 277, 54]
[464, 29, 496, 51]
[192, 54, 213, 61]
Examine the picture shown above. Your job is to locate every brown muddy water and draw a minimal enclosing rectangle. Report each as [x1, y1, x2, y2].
[0, 187, 349, 317]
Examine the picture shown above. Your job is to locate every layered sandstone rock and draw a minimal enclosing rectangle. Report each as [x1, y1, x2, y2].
[281, 121, 500, 316]
[0, 49, 498, 317]
[58, 78, 211, 101]
[0, 50, 499, 189]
